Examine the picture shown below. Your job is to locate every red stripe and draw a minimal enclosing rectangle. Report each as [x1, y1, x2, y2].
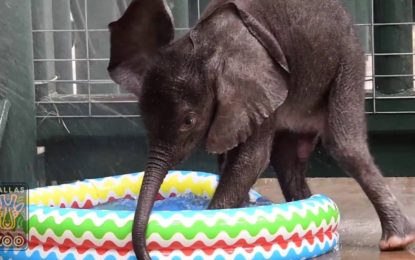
[29, 237, 132, 255]
[151, 230, 336, 256]
[29, 224, 338, 255]
[148, 227, 336, 252]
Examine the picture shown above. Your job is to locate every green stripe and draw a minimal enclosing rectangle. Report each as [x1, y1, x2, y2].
[29, 203, 339, 242]
[29, 215, 132, 240]
[147, 205, 339, 240]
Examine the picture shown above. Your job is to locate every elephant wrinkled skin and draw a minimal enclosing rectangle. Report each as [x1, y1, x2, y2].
[107, 0, 415, 259]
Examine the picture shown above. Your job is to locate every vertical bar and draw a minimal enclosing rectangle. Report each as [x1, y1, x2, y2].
[0, 0, 37, 187]
[342, 0, 374, 113]
[85, 0, 91, 116]
[173, 0, 189, 28]
[371, 0, 377, 113]
[342, 0, 371, 52]
[189, 1, 199, 26]
[71, 0, 88, 94]
[374, 0, 413, 95]
[31, 0, 56, 100]
[172, 0, 189, 38]
[199, 0, 210, 14]
[86, 0, 123, 95]
[117, 0, 132, 94]
[0, 100, 11, 148]
[197, 0, 200, 19]
[52, 0, 74, 94]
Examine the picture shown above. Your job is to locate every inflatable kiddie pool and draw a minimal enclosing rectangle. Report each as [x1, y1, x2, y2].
[2, 171, 340, 259]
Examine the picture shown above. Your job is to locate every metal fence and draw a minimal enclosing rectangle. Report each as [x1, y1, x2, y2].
[32, 0, 415, 123]
[347, 0, 415, 114]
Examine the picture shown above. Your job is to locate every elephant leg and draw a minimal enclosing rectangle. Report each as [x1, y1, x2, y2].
[216, 153, 250, 204]
[209, 122, 274, 209]
[270, 131, 316, 201]
[323, 61, 415, 250]
[217, 154, 226, 174]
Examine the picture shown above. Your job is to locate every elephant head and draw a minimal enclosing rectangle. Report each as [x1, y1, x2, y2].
[108, 0, 288, 258]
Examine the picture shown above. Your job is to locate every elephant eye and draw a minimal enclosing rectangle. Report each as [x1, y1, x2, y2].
[180, 113, 197, 131]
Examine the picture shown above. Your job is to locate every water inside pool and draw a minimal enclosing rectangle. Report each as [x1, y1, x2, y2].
[92, 193, 272, 211]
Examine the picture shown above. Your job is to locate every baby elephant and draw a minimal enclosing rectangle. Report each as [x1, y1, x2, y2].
[107, 0, 415, 259]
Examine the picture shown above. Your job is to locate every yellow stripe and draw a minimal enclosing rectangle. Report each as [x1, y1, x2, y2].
[29, 172, 217, 207]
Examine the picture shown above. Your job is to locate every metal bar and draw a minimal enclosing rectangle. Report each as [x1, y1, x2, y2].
[52, 0, 74, 95]
[33, 29, 108, 32]
[36, 115, 141, 119]
[34, 79, 114, 84]
[85, 0, 92, 116]
[33, 55, 415, 61]
[34, 58, 109, 61]
[59, 56, 366, 63]
[374, 53, 415, 56]
[35, 76, 415, 81]
[0, 99, 11, 148]
[372, 95, 415, 99]
[375, 74, 415, 77]
[33, 28, 192, 32]
[36, 92, 415, 101]
[355, 22, 415, 26]
[369, 111, 415, 114]
[37, 100, 138, 104]
[32, 0, 57, 99]
[371, 0, 376, 113]
[372, 22, 415, 25]
[36, 111, 415, 118]
[197, 0, 200, 19]
[374, 0, 413, 95]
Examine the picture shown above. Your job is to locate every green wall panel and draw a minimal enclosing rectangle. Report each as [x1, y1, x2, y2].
[0, 0, 37, 187]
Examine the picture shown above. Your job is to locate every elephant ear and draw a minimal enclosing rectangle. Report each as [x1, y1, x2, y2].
[206, 56, 288, 154]
[200, 0, 290, 73]
[203, 8, 289, 154]
[107, 0, 174, 97]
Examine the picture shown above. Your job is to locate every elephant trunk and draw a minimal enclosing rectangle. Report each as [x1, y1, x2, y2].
[132, 147, 172, 260]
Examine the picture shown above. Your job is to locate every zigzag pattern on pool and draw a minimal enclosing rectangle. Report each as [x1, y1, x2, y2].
[1, 171, 340, 260]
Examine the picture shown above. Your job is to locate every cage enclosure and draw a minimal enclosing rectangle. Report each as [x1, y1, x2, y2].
[0, 0, 415, 184]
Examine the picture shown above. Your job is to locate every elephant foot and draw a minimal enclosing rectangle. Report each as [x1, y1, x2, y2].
[379, 218, 415, 251]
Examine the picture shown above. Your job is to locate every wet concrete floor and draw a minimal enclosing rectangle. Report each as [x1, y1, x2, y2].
[253, 178, 415, 260]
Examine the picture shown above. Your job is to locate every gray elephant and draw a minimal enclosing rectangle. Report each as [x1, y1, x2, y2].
[107, 0, 415, 259]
